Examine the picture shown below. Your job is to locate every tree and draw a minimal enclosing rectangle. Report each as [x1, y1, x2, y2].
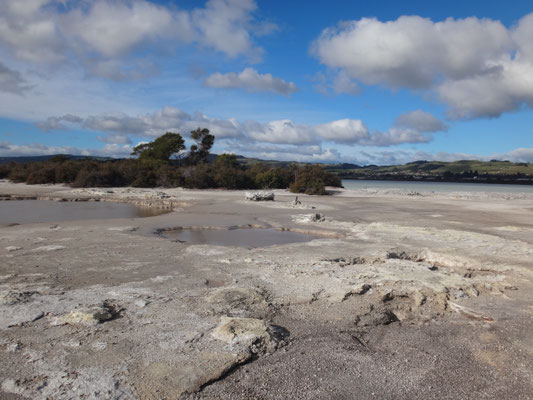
[131, 132, 185, 162]
[188, 128, 214, 164]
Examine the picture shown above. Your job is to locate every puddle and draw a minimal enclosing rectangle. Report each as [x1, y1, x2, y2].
[161, 227, 316, 248]
[0, 200, 168, 225]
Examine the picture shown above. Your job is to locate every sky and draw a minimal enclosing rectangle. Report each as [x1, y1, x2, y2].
[0, 0, 533, 165]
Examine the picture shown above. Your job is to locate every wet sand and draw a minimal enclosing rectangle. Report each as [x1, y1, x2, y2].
[1, 180, 532, 399]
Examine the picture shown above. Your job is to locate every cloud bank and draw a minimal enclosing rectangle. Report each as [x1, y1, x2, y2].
[37, 107, 447, 149]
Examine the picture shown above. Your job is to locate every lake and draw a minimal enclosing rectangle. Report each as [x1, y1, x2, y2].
[0, 200, 168, 226]
[341, 179, 533, 193]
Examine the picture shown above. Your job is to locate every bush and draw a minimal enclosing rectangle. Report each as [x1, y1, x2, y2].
[255, 166, 293, 189]
[72, 162, 127, 187]
[26, 165, 57, 184]
[181, 164, 215, 189]
[289, 165, 341, 195]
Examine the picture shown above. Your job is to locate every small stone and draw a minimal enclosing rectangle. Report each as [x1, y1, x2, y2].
[32, 245, 65, 252]
[5, 246, 22, 252]
[134, 299, 148, 308]
[91, 341, 108, 350]
[7, 342, 21, 352]
[311, 213, 325, 222]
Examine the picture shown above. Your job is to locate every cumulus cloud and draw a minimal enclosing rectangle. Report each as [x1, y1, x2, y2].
[312, 13, 533, 118]
[204, 68, 298, 95]
[0, 0, 271, 80]
[0, 62, 33, 94]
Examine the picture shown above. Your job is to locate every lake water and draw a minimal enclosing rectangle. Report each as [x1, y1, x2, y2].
[0, 200, 168, 225]
[341, 180, 533, 193]
[162, 227, 315, 248]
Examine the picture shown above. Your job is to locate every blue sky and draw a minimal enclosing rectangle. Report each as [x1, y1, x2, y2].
[0, 0, 532, 165]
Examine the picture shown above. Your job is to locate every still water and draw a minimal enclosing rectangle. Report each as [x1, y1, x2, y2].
[341, 180, 533, 193]
[0, 200, 167, 225]
[162, 227, 315, 248]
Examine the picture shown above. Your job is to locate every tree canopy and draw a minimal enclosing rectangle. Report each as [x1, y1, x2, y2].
[131, 132, 185, 162]
[188, 128, 215, 165]
[131, 129, 215, 165]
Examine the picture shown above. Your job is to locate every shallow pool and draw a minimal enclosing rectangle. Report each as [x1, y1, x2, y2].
[161, 227, 315, 248]
[0, 200, 168, 225]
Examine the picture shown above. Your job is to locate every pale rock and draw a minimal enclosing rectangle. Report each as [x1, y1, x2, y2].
[211, 317, 288, 355]
[245, 191, 274, 201]
[52, 303, 117, 326]
[5, 246, 22, 252]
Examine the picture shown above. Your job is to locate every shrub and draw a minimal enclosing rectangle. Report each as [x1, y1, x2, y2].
[289, 165, 341, 195]
[26, 165, 57, 184]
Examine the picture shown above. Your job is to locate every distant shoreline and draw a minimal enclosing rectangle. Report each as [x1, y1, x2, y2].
[341, 176, 533, 186]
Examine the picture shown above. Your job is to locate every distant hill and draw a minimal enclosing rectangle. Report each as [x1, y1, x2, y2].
[0, 154, 113, 164]
[325, 159, 533, 184]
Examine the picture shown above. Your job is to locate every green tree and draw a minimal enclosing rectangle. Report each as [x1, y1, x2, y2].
[131, 132, 185, 162]
[188, 128, 214, 165]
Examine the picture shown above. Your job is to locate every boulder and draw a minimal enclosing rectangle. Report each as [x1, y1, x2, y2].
[245, 191, 274, 201]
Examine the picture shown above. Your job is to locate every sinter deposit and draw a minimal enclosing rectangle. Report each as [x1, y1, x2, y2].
[1, 181, 532, 399]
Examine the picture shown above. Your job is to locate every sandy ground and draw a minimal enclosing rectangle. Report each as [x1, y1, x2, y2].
[1, 180, 533, 399]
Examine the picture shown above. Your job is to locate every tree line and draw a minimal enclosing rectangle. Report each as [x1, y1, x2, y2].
[0, 129, 341, 195]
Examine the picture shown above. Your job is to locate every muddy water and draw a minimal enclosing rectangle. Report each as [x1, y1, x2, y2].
[0, 200, 168, 225]
[162, 227, 315, 248]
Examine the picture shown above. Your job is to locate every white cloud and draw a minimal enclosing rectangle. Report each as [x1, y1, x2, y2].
[204, 68, 298, 95]
[315, 119, 369, 143]
[312, 13, 533, 119]
[226, 141, 343, 163]
[491, 147, 533, 163]
[191, 0, 261, 60]
[394, 110, 448, 133]
[0, 141, 89, 157]
[244, 119, 314, 144]
[37, 106, 442, 148]
[0, 62, 33, 94]
[0, 0, 270, 80]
